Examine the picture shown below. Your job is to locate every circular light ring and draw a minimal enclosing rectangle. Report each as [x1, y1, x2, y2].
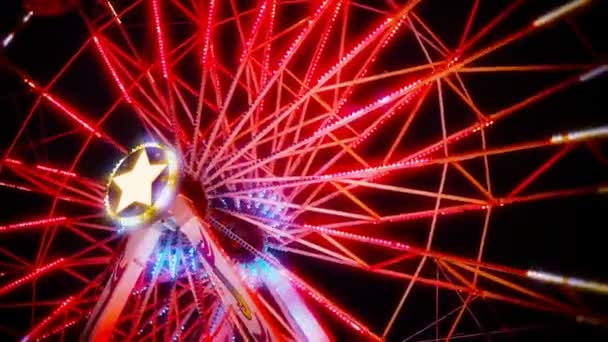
[104, 142, 179, 228]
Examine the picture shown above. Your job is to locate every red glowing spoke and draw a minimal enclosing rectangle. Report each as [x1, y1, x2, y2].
[1, 0, 606, 339]
[383, 87, 431, 164]
[4, 161, 104, 205]
[25, 270, 113, 340]
[454, 262, 578, 312]
[443, 287, 475, 341]
[200, 0, 337, 178]
[277, 267, 382, 340]
[23, 80, 100, 137]
[254, 0, 276, 113]
[269, 244, 359, 267]
[442, 77, 486, 121]
[207, 46, 225, 108]
[408, 13, 450, 55]
[33, 317, 82, 341]
[383, 101, 448, 336]
[168, 0, 199, 24]
[7, 171, 99, 211]
[207, 85, 422, 190]
[0, 180, 102, 208]
[507, 145, 574, 198]
[2, 158, 103, 192]
[225, 209, 361, 265]
[309, 6, 418, 140]
[99, 42, 166, 107]
[0, 247, 32, 267]
[459, 64, 595, 73]
[284, 80, 412, 182]
[190, 0, 217, 165]
[33, 86, 144, 267]
[0, 259, 65, 296]
[93, 35, 134, 104]
[215, 136, 571, 193]
[220, 61, 355, 141]
[286, 69, 595, 215]
[279, 236, 585, 320]
[296, 22, 603, 195]
[439, 263, 490, 336]
[152, 0, 169, 80]
[459, 0, 480, 49]
[287, 86, 426, 182]
[1, 38, 95, 174]
[95, 0, 146, 33]
[0, 129, 81, 159]
[61, 222, 115, 255]
[20, 77, 126, 153]
[313, 62, 438, 93]
[274, 1, 342, 171]
[403, 302, 470, 342]
[23, 296, 75, 341]
[90, 26, 205, 145]
[290, 128, 603, 213]
[210, 5, 577, 191]
[0, 217, 68, 233]
[224, 193, 375, 221]
[303, 225, 523, 278]
[212, 136, 357, 181]
[339, 179, 487, 205]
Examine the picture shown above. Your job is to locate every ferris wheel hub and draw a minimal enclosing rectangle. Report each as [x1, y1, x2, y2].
[105, 143, 179, 229]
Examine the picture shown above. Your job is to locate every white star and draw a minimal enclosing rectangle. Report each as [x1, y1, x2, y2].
[112, 150, 167, 213]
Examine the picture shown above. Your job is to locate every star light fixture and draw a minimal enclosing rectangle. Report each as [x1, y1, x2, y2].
[105, 143, 179, 228]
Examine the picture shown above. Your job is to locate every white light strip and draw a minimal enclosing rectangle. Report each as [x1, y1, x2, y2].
[579, 65, 608, 82]
[551, 125, 608, 144]
[527, 270, 608, 294]
[533, 0, 590, 27]
[106, 1, 122, 24]
[2, 33, 14, 47]
[23, 11, 33, 23]
[2, 11, 34, 48]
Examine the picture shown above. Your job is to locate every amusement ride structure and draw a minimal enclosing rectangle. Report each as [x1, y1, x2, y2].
[0, 0, 607, 340]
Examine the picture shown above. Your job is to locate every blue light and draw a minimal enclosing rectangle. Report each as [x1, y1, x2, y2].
[152, 250, 165, 277]
[189, 247, 197, 271]
[170, 249, 179, 280]
[209, 306, 225, 334]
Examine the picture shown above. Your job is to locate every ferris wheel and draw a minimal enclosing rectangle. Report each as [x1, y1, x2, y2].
[0, 0, 607, 340]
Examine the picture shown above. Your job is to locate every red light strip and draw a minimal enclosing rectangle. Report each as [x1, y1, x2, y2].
[279, 269, 381, 340]
[303, 1, 342, 86]
[22, 78, 102, 138]
[201, 0, 215, 64]
[240, 0, 266, 63]
[307, 225, 410, 250]
[33, 317, 80, 342]
[35, 164, 77, 177]
[23, 296, 75, 341]
[0, 258, 65, 295]
[274, 0, 332, 76]
[4, 158, 22, 165]
[0, 181, 32, 192]
[93, 35, 134, 104]
[0, 217, 67, 232]
[152, 0, 169, 79]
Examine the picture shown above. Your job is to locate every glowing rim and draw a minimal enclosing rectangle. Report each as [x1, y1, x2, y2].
[104, 142, 179, 228]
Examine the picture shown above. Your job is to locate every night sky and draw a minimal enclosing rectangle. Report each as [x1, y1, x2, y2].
[1, 0, 607, 341]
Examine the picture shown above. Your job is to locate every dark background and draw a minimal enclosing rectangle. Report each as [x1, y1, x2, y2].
[1, 0, 607, 341]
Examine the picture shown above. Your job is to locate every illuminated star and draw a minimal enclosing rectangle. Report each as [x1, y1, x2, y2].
[112, 150, 167, 213]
